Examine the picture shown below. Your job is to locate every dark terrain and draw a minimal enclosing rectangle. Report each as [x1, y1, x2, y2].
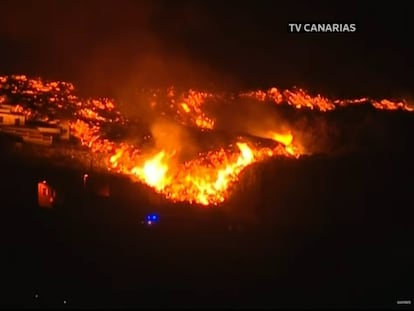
[1, 109, 413, 309]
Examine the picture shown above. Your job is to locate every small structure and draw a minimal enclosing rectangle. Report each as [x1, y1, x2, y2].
[30, 120, 71, 141]
[57, 121, 70, 140]
[37, 180, 56, 208]
[0, 112, 26, 126]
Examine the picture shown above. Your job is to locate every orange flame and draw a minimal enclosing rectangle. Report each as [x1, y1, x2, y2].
[131, 151, 170, 191]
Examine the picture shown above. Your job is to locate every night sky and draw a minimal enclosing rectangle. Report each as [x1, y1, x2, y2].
[0, 1, 412, 99]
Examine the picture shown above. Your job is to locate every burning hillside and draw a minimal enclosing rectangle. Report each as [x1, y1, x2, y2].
[0, 75, 413, 206]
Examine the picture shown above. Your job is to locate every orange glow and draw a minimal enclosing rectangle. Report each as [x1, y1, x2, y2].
[131, 151, 170, 191]
[168, 88, 215, 130]
[180, 103, 191, 113]
[1, 75, 413, 206]
[241, 87, 414, 112]
[270, 131, 293, 146]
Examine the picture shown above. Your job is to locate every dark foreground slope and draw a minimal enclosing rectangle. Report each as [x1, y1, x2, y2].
[0, 113, 413, 309]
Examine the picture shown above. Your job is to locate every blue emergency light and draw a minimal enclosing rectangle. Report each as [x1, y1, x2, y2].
[146, 213, 159, 223]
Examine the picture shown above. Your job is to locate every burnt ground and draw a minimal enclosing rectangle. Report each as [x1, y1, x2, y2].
[0, 111, 414, 309]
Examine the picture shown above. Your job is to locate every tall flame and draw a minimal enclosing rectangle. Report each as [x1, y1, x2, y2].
[131, 151, 170, 191]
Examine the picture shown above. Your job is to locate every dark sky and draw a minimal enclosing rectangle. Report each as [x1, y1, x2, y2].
[0, 0, 412, 98]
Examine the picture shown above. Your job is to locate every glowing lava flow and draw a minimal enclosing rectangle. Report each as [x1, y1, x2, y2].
[106, 140, 294, 205]
[0, 75, 413, 206]
[240, 87, 414, 112]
